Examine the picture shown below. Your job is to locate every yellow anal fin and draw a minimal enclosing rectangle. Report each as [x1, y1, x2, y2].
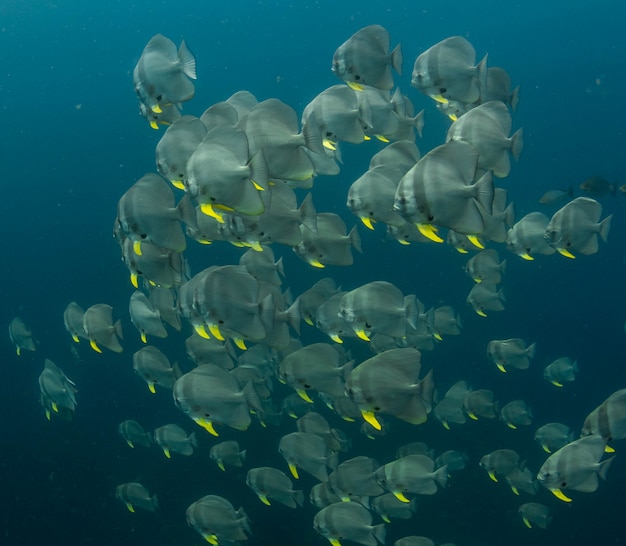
[150, 104, 162, 114]
[251, 180, 265, 192]
[296, 389, 314, 403]
[375, 134, 390, 143]
[550, 488, 572, 502]
[361, 410, 382, 430]
[442, 421, 450, 430]
[51, 402, 59, 413]
[557, 247, 576, 259]
[194, 324, 210, 339]
[204, 534, 218, 545]
[433, 332, 443, 341]
[329, 539, 342, 546]
[416, 223, 444, 243]
[455, 246, 469, 254]
[304, 316, 314, 326]
[45, 410, 51, 421]
[511, 486, 519, 495]
[506, 423, 517, 430]
[551, 380, 564, 387]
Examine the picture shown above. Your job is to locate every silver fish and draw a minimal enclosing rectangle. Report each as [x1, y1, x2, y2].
[115, 482, 158, 513]
[246, 467, 304, 508]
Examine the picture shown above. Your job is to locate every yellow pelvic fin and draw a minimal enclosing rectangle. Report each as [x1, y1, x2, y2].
[251, 180, 265, 192]
[416, 223, 444, 243]
[258, 494, 271, 506]
[473, 277, 482, 284]
[511, 486, 519, 495]
[249, 241, 264, 252]
[392, 491, 411, 503]
[230, 241, 246, 247]
[71, 334, 80, 343]
[355, 329, 370, 341]
[605, 445, 616, 453]
[208, 323, 225, 341]
[506, 423, 517, 430]
[329, 539, 342, 546]
[455, 246, 469, 254]
[467, 412, 479, 420]
[361, 410, 382, 431]
[475, 309, 488, 317]
[340, 496, 351, 502]
[89, 339, 102, 353]
[148, 280, 157, 287]
[163, 448, 171, 459]
[363, 134, 371, 141]
[171, 179, 185, 190]
[431, 94, 448, 104]
[323, 138, 337, 151]
[523, 517, 532, 528]
[133, 240, 142, 256]
[234, 337, 247, 351]
[342, 416, 356, 422]
[309, 259, 325, 268]
[434, 332, 443, 341]
[360, 216, 375, 230]
[557, 247, 576, 259]
[215, 203, 236, 211]
[304, 316, 314, 326]
[204, 534, 218, 545]
[126, 440, 135, 449]
[467, 235, 485, 249]
[329, 334, 343, 344]
[194, 323, 210, 339]
[197, 238, 212, 245]
[382, 515, 391, 523]
[217, 461, 225, 472]
[375, 134, 390, 143]
[496, 363, 507, 373]
[542, 444, 552, 454]
[200, 203, 225, 223]
[140, 332, 147, 344]
[551, 380, 564, 387]
[488, 471, 498, 482]
[195, 417, 219, 437]
[519, 252, 534, 261]
[296, 389, 315, 403]
[16, 347, 21, 356]
[126, 503, 135, 513]
[149, 120, 159, 130]
[550, 488, 572, 502]
[45, 410, 51, 421]
[443, 421, 451, 430]
[150, 104, 162, 114]
[148, 381, 156, 394]
[448, 114, 458, 121]
[397, 238, 410, 245]
[130, 273, 139, 288]
[51, 402, 59, 413]
[347, 81, 364, 91]
[288, 463, 300, 479]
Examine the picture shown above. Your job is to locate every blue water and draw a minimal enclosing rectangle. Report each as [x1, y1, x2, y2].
[2, 1, 625, 545]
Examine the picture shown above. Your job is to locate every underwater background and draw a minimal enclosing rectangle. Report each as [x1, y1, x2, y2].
[1, 1, 625, 545]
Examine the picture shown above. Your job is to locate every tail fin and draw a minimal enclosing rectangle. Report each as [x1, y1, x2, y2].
[510, 128, 524, 161]
[599, 214, 612, 242]
[390, 43, 403, 75]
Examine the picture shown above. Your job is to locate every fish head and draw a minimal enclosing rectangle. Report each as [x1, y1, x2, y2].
[393, 191, 417, 217]
[331, 56, 347, 78]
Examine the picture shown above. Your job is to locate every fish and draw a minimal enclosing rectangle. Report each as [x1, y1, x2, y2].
[209, 441, 246, 472]
[479, 449, 520, 482]
[128, 291, 167, 343]
[328, 456, 385, 500]
[375, 454, 448, 501]
[133, 34, 196, 114]
[338, 281, 418, 340]
[186, 495, 251, 544]
[519, 503, 552, 529]
[480, 66, 520, 111]
[534, 423, 574, 453]
[297, 412, 349, 453]
[466, 282, 505, 317]
[394, 140, 494, 240]
[579, 175, 616, 197]
[132, 345, 181, 393]
[118, 419, 152, 449]
[487, 338, 536, 372]
[465, 249, 506, 284]
[120, 237, 186, 289]
[149, 287, 181, 331]
[371, 493, 417, 523]
[345, 347, 435, 430]
[435, 450, 468, 473]
[116, 173, 197, 253]
[544, 357, 578, 387]
[63, 302, 88, 343]
[480, 187, 515, 244]
[505, 465, 538, 495]
[153, 424, 197, 458]
[8, 317, 36, 355]
[506, 212, 556, 260]
[463, 389, 499, 420]
[499, 399, 533, 429]
[278, 431, 337, 482]
[246, 467, 304, 508]
[239, 245, 285, 286]
[537, 434, 614, 502]
[115, 483, 158, 513]
[297, 277, 339, 326]
[155, 115, 207, 188]
[581, 388, 626, 444]
[173, 364, 263, 436]
[332, 24, 402, 91]
[432, 306, 462, 339]
[38, 359, 77, 420]
[544, 197, 612, 258]
[433, 396, 467, 429]
[82, 304, 123, 353]
[139, 101, 182, 130]
[446, 100, 523, 178]
[313, 501, 387, 546]
[294, 213, 362, 268]
[539, 187, 573, 205]
[185, 332, 235, 369]
[411, 36, 487, 104]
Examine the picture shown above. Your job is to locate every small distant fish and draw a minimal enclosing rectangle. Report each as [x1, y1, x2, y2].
[534, 423, 574, 453]
[487, 338, 536, 372]
[115, 482, 158, 513]
[579, 176, 616, 197]
[132, 345, 181, 393]
[118, 419, 152, 449]
[544, 357, 578, 387]
[246, 467, 304, 508]
[313, 501, 386, 546]
[82, 304, 123, 354]
[539, 187, 573, 205]
[500, 399, 533, 429]
[519, 503, 551, 529]
[8, 317, 36, 356]
[153, 424, 197, 458]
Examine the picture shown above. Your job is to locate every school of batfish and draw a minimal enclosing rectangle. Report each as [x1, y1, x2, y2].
[11, 25, 624, 546]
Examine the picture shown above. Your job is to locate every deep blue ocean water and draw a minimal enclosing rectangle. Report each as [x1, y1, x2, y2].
[1, 1, 625, 545]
